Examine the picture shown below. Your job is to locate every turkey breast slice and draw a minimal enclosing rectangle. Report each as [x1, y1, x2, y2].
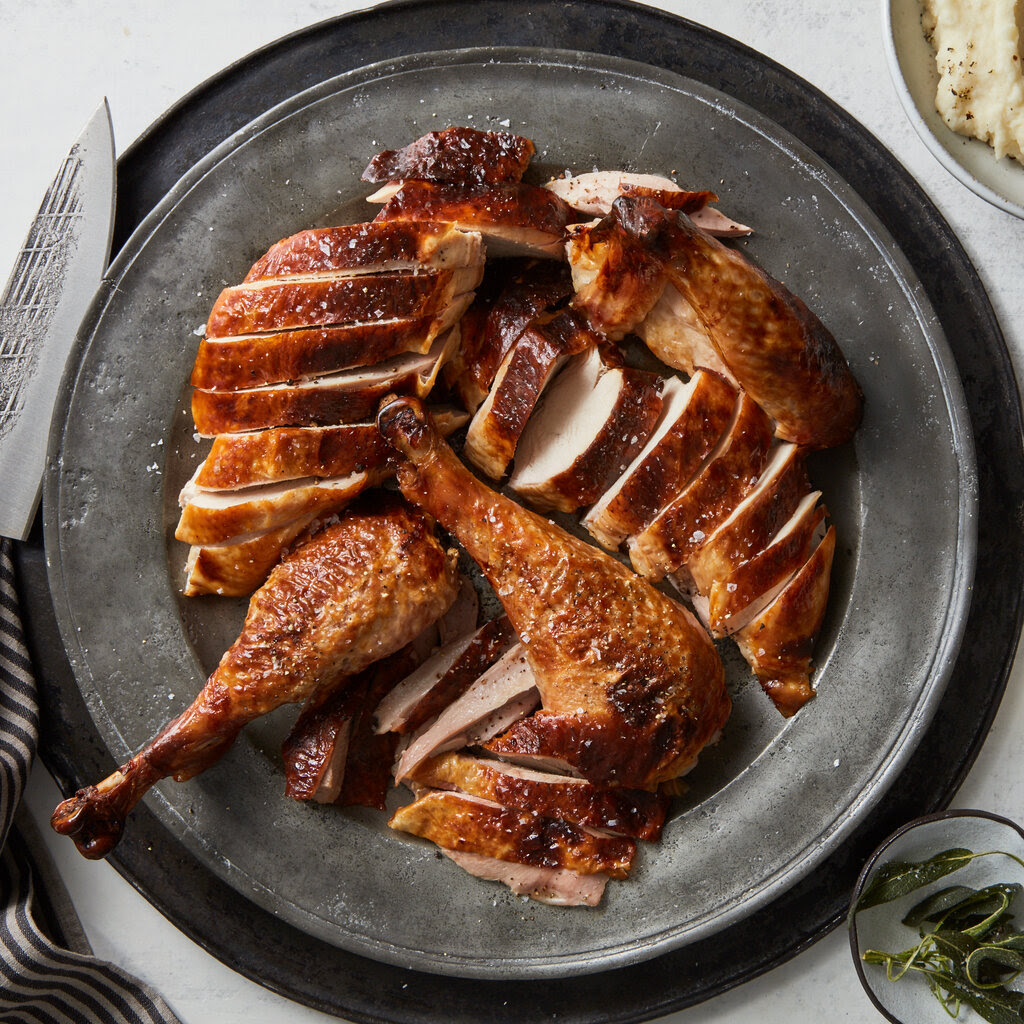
[191, 331, 455, 436]
[243, 222, 483, 281]
[508, 348, 664, 514]
[583, 371, 737, 552]
[628, 392, 773, 581]
[706, 492, 825, 636]
[175, 471, 376, 546]
[684, 442, 809, 595]
[205, 265, 481, 339]
[442, 848, 608, 906]
[192, 295, 470, 390]
[393, 643, 538, 782]
[463, 310, 595, 480]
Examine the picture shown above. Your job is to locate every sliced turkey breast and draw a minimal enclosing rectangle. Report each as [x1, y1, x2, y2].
[685, 442, 810, 595]
[583, 371, 737, 551]
[175, 471, 376, 546]
[408, 751, 669, 840]
[191, 332, 454, 436]
[192, 424, 388, 490]
[393, 643, 538, 782]
[508, 348, 664, 513]
[463, 310, 596, 480]
[182, 512, 321, 597]
[192, 298, 469, 390]
[442, 848, 608, 906]
[628, 392, 774, 580]
[735, 525, 836, 717]
[446, 260, 572, 412]
[544, 171, 752, 236]
[191, 408, 468, 491]
[205, 264, 481, 339]
[389, 789, 635, 878]
[371, 180, 574, 259]
[362, 127, 535, 185]
[706, 492, 825, 636]
[373, 616, 517, 736]
[243, 222, 483, 281]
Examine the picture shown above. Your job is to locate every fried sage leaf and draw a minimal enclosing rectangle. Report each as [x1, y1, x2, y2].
[855, 848, 975, 912]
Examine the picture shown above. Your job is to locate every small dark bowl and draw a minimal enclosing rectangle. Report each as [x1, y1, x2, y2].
[848, 809, 1024, 1023]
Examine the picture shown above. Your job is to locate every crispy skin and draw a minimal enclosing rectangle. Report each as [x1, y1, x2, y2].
[567, 215, 667, 340]
[244, 222, 482, 280]
[618, 184, 719, 211]
[585, 371, 737, 551]
[448, 260, 572, 411]
[192, 315, 456, 389]
[373, 181, 573, 251]
[378, 396, 729, 789]
[205, 268, 478, 339]
[194, 425, 390, 490]
[362, 128, 535, 185]
[389, 790, 636, 878]
[687, 444, 810, 595]
[409, 752, 669, 841]
[52, 497, 459, 858]
[463, 309, 596, 480]
[613, 196, 863, 448]
[629, 394, 774, 581]
[736, 526, 836, 717]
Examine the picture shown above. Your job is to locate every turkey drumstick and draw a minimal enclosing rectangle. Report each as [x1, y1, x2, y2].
[52, 495, 458, 858]
[377, 396, 729, 790]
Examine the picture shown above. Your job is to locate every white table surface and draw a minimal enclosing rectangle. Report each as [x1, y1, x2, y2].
[4, 1, 1023, 1021]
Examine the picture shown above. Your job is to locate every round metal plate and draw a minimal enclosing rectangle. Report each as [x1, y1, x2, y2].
[43, 47, 974, 978]
[21, 2, 1023, 1020]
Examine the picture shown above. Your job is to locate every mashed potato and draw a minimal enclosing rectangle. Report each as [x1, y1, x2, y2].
[922, 0, 1024, 165]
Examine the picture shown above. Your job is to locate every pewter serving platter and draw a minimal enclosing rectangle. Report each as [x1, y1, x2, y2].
[44, 48, 975, 980]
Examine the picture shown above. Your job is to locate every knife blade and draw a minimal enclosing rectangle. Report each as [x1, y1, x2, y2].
[0, 101, 115, 540]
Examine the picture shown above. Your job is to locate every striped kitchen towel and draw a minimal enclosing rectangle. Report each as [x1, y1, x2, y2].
[0, 537, 182, 1024]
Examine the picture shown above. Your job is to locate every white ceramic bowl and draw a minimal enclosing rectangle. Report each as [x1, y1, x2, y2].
[884, 0, 1024, 218]
[849, 809, 1024, 1023]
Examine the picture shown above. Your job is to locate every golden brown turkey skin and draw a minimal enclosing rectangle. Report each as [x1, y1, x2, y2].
[51, 496, 458, 858]
[377, 396, 729, 790]
[611, 196, 863, 448]
[389, 790, 635, 878]
[362, 127, 535, 185]
[736, 525, 836, 717]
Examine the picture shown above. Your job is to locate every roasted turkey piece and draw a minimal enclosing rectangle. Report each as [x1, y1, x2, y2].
[377, 395, 729, 790]
[51, 496, 459, 858]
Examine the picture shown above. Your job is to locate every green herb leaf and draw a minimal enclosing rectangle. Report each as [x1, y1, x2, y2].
[966, 947, 1024, 989]
[856, 849, 976, 911]
[904, 886, 978, 927]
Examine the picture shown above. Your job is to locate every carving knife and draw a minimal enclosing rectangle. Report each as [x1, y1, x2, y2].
[0, 101, 115, 540]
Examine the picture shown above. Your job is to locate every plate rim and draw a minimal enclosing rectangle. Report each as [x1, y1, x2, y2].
[27, 0, 1024, 1019]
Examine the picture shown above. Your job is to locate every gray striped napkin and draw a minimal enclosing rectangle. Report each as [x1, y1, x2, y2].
[0, 538, 182, 1024]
